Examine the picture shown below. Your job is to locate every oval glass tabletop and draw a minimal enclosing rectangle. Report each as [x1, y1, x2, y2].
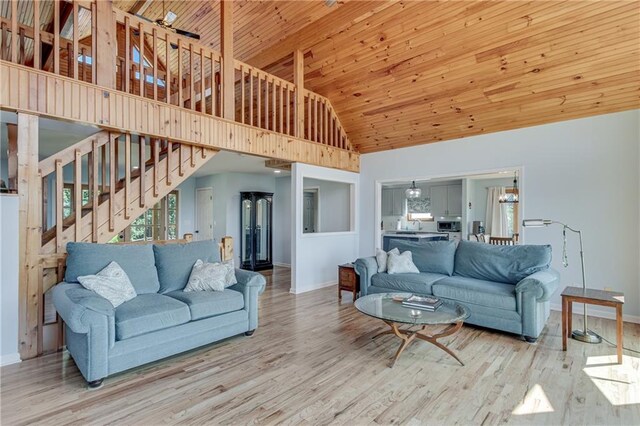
[354, 292, 469, 325]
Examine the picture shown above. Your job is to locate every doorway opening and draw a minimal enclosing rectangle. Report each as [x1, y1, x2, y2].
[303, 189, 319, 233]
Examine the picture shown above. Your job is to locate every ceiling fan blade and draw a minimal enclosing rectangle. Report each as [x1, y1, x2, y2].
[174, 28, 201, 40]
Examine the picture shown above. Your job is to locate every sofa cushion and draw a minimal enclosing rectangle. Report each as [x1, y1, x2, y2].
[432, 276, 517, 311]
[454, 240, 551, 284]
[167, 289, 245, 321]
[371, 272, 447, 295]
[388, 240, 457, 276]
[153, 240, 220, 294]
[65, 242, 160, 294]
[115, 294, 191, 340]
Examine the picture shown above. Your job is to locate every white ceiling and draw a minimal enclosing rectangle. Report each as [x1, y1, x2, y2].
[193, 151, 289, 177]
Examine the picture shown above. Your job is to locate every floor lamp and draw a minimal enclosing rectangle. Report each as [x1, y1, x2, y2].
[522, 219, 601, 344]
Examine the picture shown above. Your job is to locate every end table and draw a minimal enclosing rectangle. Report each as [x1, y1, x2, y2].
[338, 263, 359, 302]
[561, 286, 625, 364]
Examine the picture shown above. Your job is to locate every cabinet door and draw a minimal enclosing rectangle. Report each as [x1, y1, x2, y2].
[447, 184, 462, 216]
[392, 188, 406, 216]
[430, 185, 448, 217]
[381, 188, 393, 216]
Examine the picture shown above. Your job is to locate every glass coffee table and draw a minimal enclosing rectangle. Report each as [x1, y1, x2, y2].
[355, 292, 469, 367]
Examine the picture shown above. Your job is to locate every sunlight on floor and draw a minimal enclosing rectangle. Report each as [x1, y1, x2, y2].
[583, 355, 639, 406]
[512, 384, 554, 415]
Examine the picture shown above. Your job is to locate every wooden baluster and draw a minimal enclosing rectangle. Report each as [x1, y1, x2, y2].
[153, 28, 158, 100]
[53, 0, 60, 74]
[10, 0, 17, 63]
[124, 134, 131, 219]
[42, 176, 48, 231]
[166, 141, 173, 186]
[101, 144, 107, 195]
[153, 139, 159, 197]
[286, 88, 291, 136]
[257, 75, 262, 128]
[211, 55, 217, 116]
[55, 160, 63, 253]
[91, 1, 97, 83]
[74, 150, 82, 241]
[139, 22, 145, 97]
[33, 0, 40, 69]
[240, 66, 245, 123]
[271, 78, 276, 131]
[324, 102, 329, 145]
[178, 143, 184, 177]
[278, 83, 283, 133]
[248, 69, 254, 126]
[265, 77, 270, 129]
[189, 44, 195, 110]
[165, 35, 171, 103]
[200, 49, 205, 113]
[177, 39, 183, 107]
[124, 17, 130, 93]
[139, 136, 145, 208]
[190, 145, 195, 167]
[90, 140, 98, 242]
[109, 135, 115, 232]
[307, 95, 311, 139]
[314, 97, 318, 142]
[72, 1, 79, 79]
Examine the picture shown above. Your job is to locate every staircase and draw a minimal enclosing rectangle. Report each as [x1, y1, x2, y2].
[39, 132, 217, 255]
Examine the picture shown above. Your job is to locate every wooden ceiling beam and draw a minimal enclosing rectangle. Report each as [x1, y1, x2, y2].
[128, 0, 153, 16]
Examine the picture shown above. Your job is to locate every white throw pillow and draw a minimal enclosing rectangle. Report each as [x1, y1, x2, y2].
[387, 250, 420, 274]
[77, 261, 137, 308]
[222, 259, 237, 287]
[376, 247, 400, 273]
[185, 259, 228, 292]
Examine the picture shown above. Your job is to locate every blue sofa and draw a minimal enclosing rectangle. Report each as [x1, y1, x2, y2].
[354, 240, 559, 342]
[52, 240, 265, 388]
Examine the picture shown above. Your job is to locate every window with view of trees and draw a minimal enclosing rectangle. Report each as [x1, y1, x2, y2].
[114, 191, 179, 242]
[62, 185, 90, 219]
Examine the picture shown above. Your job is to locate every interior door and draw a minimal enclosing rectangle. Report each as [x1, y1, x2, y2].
[195, 187, 213, 241]
[303, 191, 317, 233]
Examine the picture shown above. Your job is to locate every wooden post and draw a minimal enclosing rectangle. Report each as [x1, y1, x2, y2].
[220, 236, 234, 262]
[95, 0, 116, 89]
[17, 113, 42, 360]
[221, 0, 234, 120]
[294, 49, 304, 138]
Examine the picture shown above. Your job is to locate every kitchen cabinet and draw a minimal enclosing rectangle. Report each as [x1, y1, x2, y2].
[431, 184, 462, 217]
[381, 188, 406, 216]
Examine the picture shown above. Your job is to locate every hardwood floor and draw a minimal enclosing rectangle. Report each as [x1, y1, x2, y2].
[2, 266, 639, 425]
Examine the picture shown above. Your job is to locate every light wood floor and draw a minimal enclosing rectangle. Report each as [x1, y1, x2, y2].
[2, 267, 639, 425]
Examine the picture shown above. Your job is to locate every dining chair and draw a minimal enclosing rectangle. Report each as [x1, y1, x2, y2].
[489, 236, 515, 245]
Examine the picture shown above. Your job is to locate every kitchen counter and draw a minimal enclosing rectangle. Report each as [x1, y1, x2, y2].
[382, 232, 448, 239]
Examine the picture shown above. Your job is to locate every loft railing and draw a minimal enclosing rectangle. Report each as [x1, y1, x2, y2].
[0, 0, 353, 151]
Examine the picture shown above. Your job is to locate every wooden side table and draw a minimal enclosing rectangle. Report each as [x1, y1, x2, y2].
[561, 286, 625, 363]
[338, 263, 360, 302]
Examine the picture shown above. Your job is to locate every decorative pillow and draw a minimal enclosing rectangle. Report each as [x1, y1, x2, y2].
[184, 259, 228, 292]
[387, 251, 420, 274]
[77, 261, 137, 308]
[376, 247, 400, 273]
[222, 259, 238, 287]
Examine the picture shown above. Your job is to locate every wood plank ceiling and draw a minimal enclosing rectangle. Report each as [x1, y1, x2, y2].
[11, 1, 639, 153]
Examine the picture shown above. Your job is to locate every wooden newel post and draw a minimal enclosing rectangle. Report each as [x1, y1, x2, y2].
[221, 0, 235, 120]
[294, 50, 305, 138]
[95, 0, 116, 124]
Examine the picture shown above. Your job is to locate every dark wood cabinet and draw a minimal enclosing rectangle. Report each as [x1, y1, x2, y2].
[240, 192, 273, 271]
[338, 263, 360, 302]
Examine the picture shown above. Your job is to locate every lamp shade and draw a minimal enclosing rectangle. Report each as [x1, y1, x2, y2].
[522, 219, 553, 227]
[405, 181, 421, 199]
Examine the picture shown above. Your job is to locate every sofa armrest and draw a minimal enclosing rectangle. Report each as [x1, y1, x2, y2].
[230, 269, 266, 331]
[51, 283, 115, 334]
[354, 257, 378, 297]
[515, 269, 560, 302]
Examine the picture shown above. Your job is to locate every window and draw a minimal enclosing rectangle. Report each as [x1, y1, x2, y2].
[120, 191, 179, 242]
[62, 184, 91, 219]
[503, 188, 519, 238]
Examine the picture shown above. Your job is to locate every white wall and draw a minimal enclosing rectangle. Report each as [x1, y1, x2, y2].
[359, 110, 640, 321]
[274, 176, 292, 266]
[304, 177, 352, 233]
[177, 177, 196, 236]
[292, 164, 359, 294]
[0, 195, 21, 365]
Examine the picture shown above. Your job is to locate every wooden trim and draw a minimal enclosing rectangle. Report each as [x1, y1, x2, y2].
[221, 0, 234, 120]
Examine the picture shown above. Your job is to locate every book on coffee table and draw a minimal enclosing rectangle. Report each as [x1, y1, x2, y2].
[401, 295, 442, 311]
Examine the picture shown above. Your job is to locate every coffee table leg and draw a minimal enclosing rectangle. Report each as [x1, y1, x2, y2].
[415, 322, 465, 366]
[389, 322, 416, 368]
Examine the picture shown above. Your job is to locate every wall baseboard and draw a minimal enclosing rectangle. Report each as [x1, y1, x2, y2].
[550, 303, 640, 324]
[0, 353, 21, 367]
[273, 262, 291, 268]
[290, 281, 336, 295]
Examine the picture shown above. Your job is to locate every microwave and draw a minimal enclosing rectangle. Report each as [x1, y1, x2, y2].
[438, 221, 461, 232]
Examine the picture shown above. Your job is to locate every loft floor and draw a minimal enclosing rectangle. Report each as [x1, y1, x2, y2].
[1, 267, 638, 425]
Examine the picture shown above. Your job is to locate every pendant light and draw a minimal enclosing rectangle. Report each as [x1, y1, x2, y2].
[499, 172, 519, 204]
[405, 181, 421, 199]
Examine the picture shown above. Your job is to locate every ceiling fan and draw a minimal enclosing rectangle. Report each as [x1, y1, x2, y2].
[135, 0, 201, 46]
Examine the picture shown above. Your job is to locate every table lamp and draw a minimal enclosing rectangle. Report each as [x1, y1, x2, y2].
[522, 219, 601, 344]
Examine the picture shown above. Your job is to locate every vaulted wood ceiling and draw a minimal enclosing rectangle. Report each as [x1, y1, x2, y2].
[111, 1, 640, 153]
